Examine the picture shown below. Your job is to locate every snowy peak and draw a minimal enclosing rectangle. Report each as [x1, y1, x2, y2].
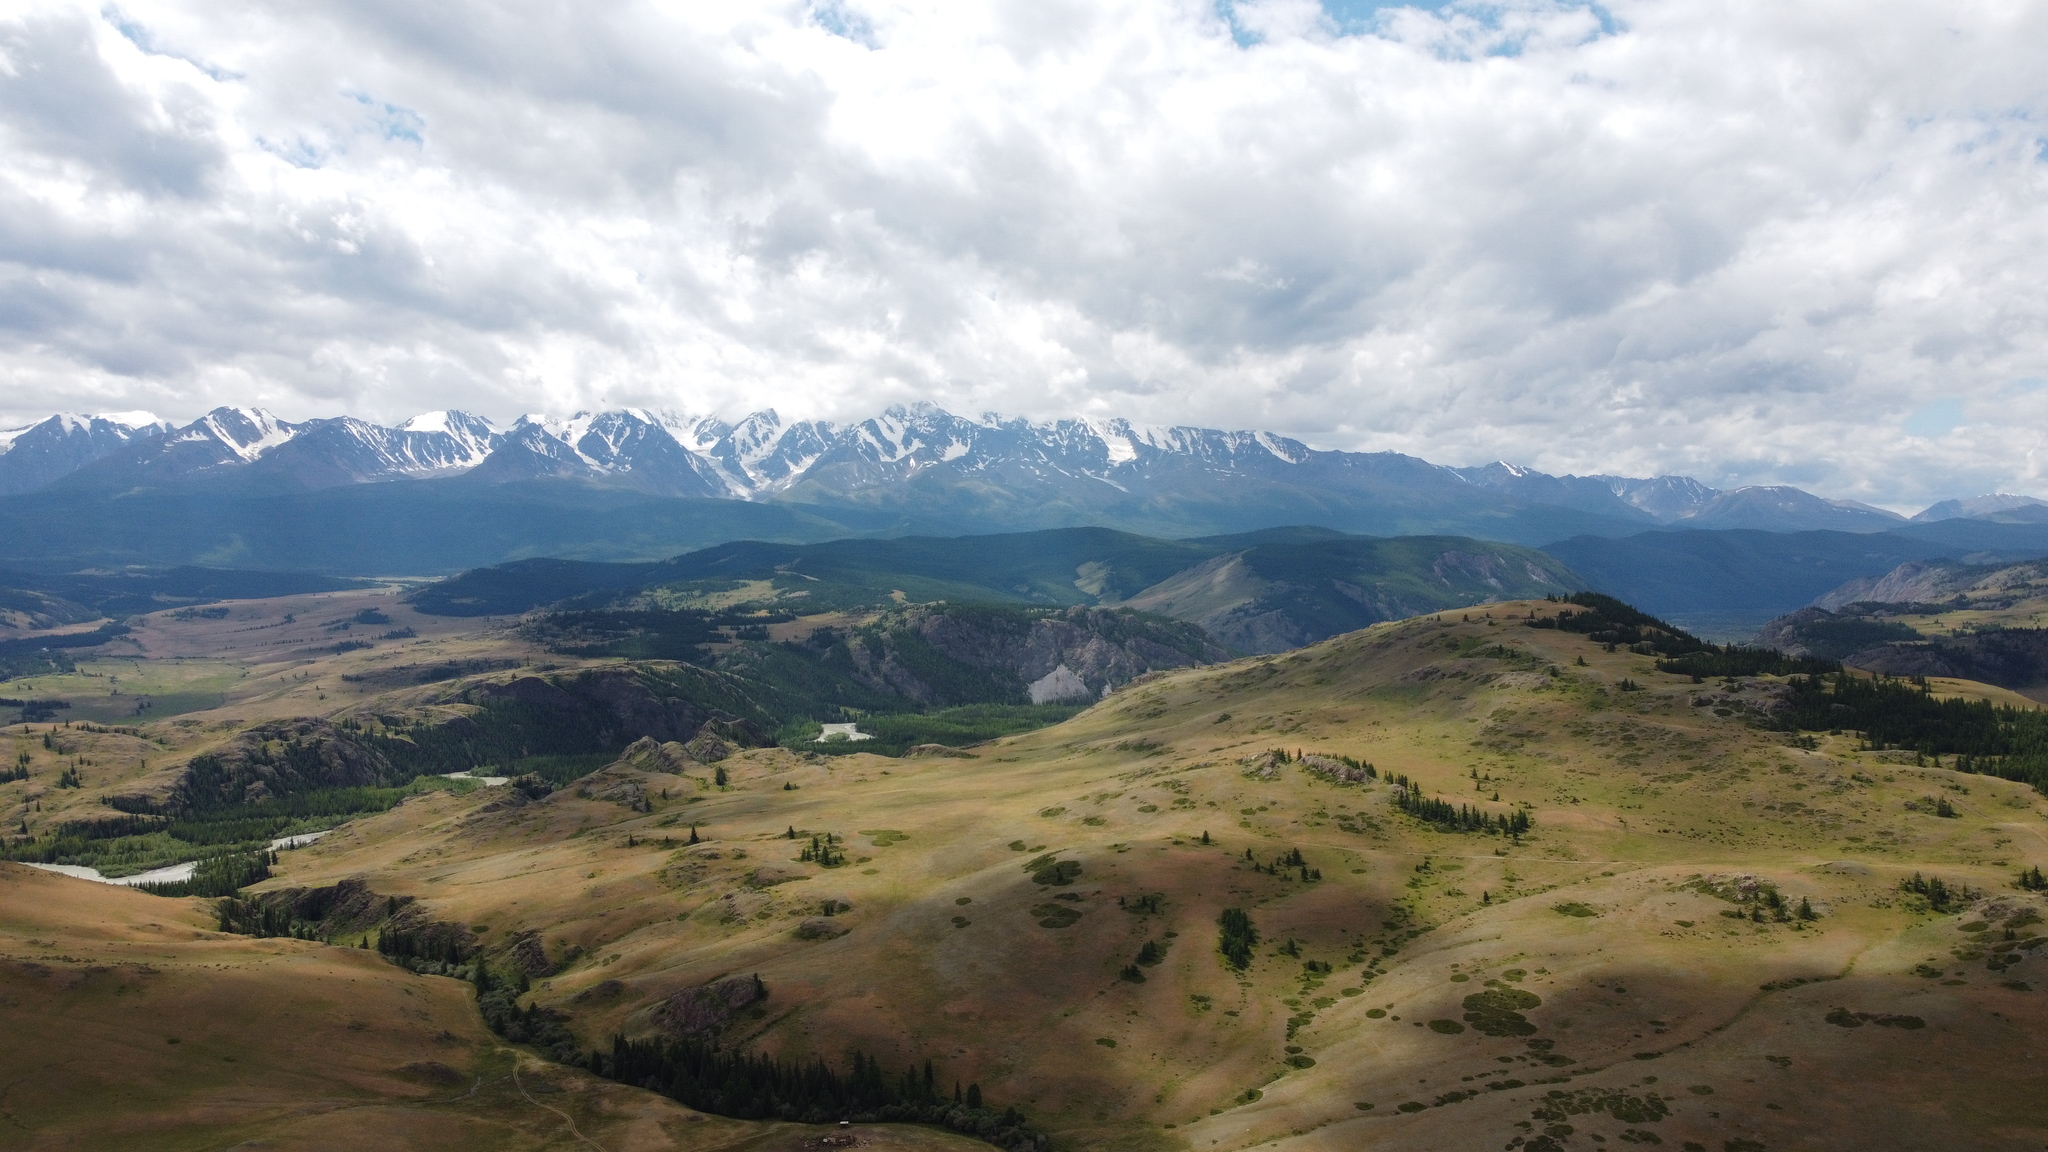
[702, 410, 834, 493]
[652, 410, 726, 453]
[1911, 493, 2048, 523]
[1597, 474, 1718, 520]
[189, 407, 300, 461]
[97, 410, 166, 430]
[0, 410, 165, 449]
[466, 410, 724, 498]
[0, 412, 172, 495]
[510, 410, 666, 470]
[251, 414, 505, 484]
[1675, 485, 1905, 532]
[402, 408, 499, 443]
[1455, 463, 1667, 523]
[3, 401, 2021, 541]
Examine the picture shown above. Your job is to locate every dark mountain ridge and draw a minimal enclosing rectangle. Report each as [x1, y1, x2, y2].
[416, 526, 1583, 656]
[1540, 527, 2048, 640]
[8, 402, 2031, 576]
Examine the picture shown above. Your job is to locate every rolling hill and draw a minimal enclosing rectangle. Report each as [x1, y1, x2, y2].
[414, 527, 1584, 656]
[0, 862, 990, 1151]
[6, 594, 2041, 1150]
[8, 550, 2048, 1151]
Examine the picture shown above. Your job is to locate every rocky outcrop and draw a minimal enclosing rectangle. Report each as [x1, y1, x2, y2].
[1123, 539, 1581, 655]
[1813, 559, 2048, 612]
[683, 732, 732, 763]
[819, 603, 1227, 706]
[504, 929, 555, 977]
[1753, 606, 1920, 660]
[174, 719, 395, 810]
[1241, 750, 1284, 780]
[616, 736, 697, 774]
[1300, 754, 1372, 784]
[649, 974, 767, 1038]
[1844, 630, 2048, 692]
[573, 767, 649, 810]
[1026, 664, 1092, 703]
[746, 865, 806, 888]
[462, 667, 775, 750]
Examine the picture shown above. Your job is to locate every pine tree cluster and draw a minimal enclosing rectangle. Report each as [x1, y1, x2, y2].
[1900, 872, 1976, 912]
[1392, 781, 1532, 835]
[132, 850, 273, 898]
[585, 1036, 1046, 1150]
[1245, 846, 1322, 881]
[1218, 907, 1259, 970]
[799, 832, 846, 867]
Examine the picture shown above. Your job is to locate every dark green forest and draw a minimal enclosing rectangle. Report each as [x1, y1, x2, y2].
[1529, 593, 1837, 677]
[1778, 673, 2048, 793]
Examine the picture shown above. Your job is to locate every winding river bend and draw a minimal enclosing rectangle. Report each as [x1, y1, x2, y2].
[26, 829, 334, 886]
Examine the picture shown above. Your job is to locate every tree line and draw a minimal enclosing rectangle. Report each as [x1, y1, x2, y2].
[1780, 673, 2048, 794]
[133, 850, 273, 898]
[586, 1033, 1045, 1150]
[1392, 781, 1532, 835]
[1528, 593, 1834, 676]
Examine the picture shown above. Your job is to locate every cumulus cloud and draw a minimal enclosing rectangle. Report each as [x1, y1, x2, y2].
[0, 0, 2043, 508]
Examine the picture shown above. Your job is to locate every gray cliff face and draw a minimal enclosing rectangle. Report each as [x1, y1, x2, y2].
[1811, 559, 2048, 612]
[832, 603, 1229, 705]
[1844, 630, 2048, 695]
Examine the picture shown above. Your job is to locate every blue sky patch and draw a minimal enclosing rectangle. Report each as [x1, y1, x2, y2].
[347, 91, 426, 145]
[812, 1, 879, 48]
[1904, 397, 1967, 438]
[102, 4, 240, 81]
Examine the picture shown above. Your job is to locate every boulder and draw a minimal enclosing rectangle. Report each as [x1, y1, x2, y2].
[747, 865, 807, 888]
[795, 917, 851, 940]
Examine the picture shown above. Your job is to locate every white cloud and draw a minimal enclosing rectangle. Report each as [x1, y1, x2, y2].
[0, 0, 2044, 508]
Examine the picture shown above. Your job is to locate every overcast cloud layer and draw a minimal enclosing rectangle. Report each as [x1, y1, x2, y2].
[1, 0, 2044, 508]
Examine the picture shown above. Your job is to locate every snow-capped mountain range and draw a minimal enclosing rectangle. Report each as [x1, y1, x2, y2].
[0, 402, 2033, 533]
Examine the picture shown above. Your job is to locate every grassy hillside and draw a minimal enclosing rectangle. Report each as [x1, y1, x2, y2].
[10, 581, 2048, 1150]
[0, 862, 996, 1151]
[162, 599, 2048, 1152]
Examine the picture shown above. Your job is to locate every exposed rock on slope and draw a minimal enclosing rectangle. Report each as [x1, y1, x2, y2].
[1813, 558, 2048, 611]
[1844, 629, 2048, 696]
[464, 667, 771, 748]
[1752, 607, 1920, 660]
[791, 603, 1228, 705]
[173, 719, 397, 810]
[648, 974, 768, 1038]
[1123, 537, 1580, 654]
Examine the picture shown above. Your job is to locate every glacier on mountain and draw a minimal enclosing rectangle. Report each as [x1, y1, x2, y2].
[0, 401, 2031, 529]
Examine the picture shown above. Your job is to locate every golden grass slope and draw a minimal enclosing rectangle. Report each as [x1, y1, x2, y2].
[0, 862, 989, 1151]
[246, 601, 2048, 1151]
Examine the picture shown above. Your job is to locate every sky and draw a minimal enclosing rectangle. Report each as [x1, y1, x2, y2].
[0, 0, 2044, 510]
